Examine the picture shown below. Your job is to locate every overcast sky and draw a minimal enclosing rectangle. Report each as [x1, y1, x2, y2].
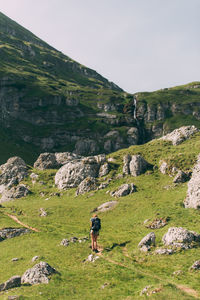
[0, 0, 199, 93]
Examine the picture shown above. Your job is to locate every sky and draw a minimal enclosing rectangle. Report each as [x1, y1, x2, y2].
[0, 0, 199, 93]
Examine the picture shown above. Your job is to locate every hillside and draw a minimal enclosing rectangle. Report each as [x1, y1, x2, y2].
[1, 11, 200, 165]
[0, 128, 200, 299]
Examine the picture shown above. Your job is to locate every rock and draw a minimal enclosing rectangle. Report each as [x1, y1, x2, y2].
[162, 227, 200, 249]
[129, 155, 151, 176]
[0, 228, 29, 241]
[161, 125, 198, 145]
[30, 173, 39, 180]
[127, 127, 139, 145]
[74, 139, 99, 155]
[140, 286, 151, 296]
[185, 155, 200, 209]
[11, 258, 19, 262]
[85, 254, 99, 262]
[173, 270, 183, 276]
[154, 248, 174, 255]
[110, 183, 136, 197]
[21, 261, 57, 285]
[146, 218, 168, 229]
[39, 208, 47, 217]
[98, 163, 110, 177]
[32, 256, 39, 262]
[101, 282, 110, 289]
[173, 170, 190, 183]
[0, 157, 28, 191]
[93, 201, 118, 213]
[55, 155, 106, 189]
[138, 232, 156, 252]
[122, 154, 131, 175]
[0, 276, 21, 291]
[60, 239, 70, 247]
[159, 161, 168, 174]
[70, 236, 78, 243]
[34, 152, 81, 170]
[76, 177, 98, 195]
[190, 260, 200, 270]
[0, 184, 30, 203]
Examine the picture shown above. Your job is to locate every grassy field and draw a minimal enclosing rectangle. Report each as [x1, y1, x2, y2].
[0, 133, 200, 299]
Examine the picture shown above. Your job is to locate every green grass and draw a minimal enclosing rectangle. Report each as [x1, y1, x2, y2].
[0, 135, 200, 299]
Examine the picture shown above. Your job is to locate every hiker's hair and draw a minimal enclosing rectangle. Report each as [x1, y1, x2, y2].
[93, 214, 98, 218]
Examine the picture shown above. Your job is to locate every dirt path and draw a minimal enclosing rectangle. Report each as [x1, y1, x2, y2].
[5, 213, 40, 232]
[98, 245, 199, 299]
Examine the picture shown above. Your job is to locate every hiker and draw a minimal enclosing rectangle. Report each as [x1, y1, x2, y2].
[90, 214, 101, 252]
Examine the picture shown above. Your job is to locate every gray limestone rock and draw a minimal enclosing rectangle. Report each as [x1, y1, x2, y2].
[85, 254, 99, 262]
[34, 152, 80, 170]
[161, 125, 198, 145]
[0, 157, 28, 191]
[0, 228, 29, 241]
[129, 155, 150, 176]
[21, 261, 57, 285]
[60, 239, 70, 247]
[123, 154, 131, 175]
[154, 248, 174, 255]
[146, 218, 168, 229]
[98, 162, 110, 177]
[94, 201, 118, 213]
[55, 155, 106, 189]
[0, 276, 21, 291]
[110, 183, 136, 197]
[76, 177, 98, 196]
[190, 260, 200, 270]
[173, 170, 190, 184]
[138, 232, 156, 252]
[159, 161, 168, 175]
[185, 155, 200, 209]
[162, 227, 200, 249]
[0, 184, 30, 203]
[39, 208, 47, 217]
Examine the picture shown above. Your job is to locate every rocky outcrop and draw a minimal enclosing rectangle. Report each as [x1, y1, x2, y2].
[145, 218, 168, 229]
[0, 184, 30, 203]
[98, 163, 110, 177]
[173, 170, 190, 184]
[55, 155, 106, 189]
[185, 155, 200, 209]
[0, 228, 29, 241]
[110, 183, 136, 197]
[162, 227, 200, 249]
[93, 201, 118, 213]
[138, 232, 156, 252]
[0, 276, 21, 291]
[160, 125, 198, 145]
[34, 152, 81, 170]
[0, 157, 28, 192]
[76, 177, 98, 195]
[21, 262, 57, 285]
[123, 154, 151, 176]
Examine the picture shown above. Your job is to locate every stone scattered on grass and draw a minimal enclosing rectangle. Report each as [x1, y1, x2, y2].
[145, 217, 169, 229]
[11, 258, 19, 262]
[190, 260, 200, 270]
[39, 208, 47, 217]
[173, 270, 183, 276]
[0, 276, 21, 292]
[162, 227, 200, 249]
[21, 261, 57, 285]
[123, 154, 151, 177]
[85, 254, 99, 263]
[92, 201, 118, 213]
[60, 239, 70, 247]
[173, 170, 190, 184]
[154, 248, 174, 255]
[185, 154, 200, 209]
[32, 256, 39, 262]
[138, 232, 156, 252]
[60, 236, 88, 247]
[0, 228, 29, 241]
[110, 183, 136, 198]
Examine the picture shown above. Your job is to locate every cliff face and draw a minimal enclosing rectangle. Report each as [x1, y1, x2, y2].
[0, 12, 200, 163]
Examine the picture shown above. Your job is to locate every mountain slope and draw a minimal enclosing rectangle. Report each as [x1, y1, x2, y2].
[1, 131, 200, 299]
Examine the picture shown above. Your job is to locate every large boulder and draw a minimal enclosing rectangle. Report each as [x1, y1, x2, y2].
[0, 228, 30, 241]
[33, 152, 81, 170]
[160, 125, 198, 145]
[185, 155, 200, 209]
[162, 227, 200, 249]
[110, 183, 136, 197]
[0, 157, 28, 192]
[0, 276, 21, 291]
[55, 155, 106, 189]
[0, 184, 30, 203]
[123, 154, 151, 177]
[138, 232, 156, 252]
[76, 177, 98, 195]
[21, 261, 57, 285]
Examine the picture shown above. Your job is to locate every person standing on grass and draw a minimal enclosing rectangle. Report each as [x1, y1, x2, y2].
[90, 214, 101, 252]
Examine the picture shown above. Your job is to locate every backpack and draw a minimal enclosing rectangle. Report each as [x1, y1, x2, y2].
[92, 218, 101, 231]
